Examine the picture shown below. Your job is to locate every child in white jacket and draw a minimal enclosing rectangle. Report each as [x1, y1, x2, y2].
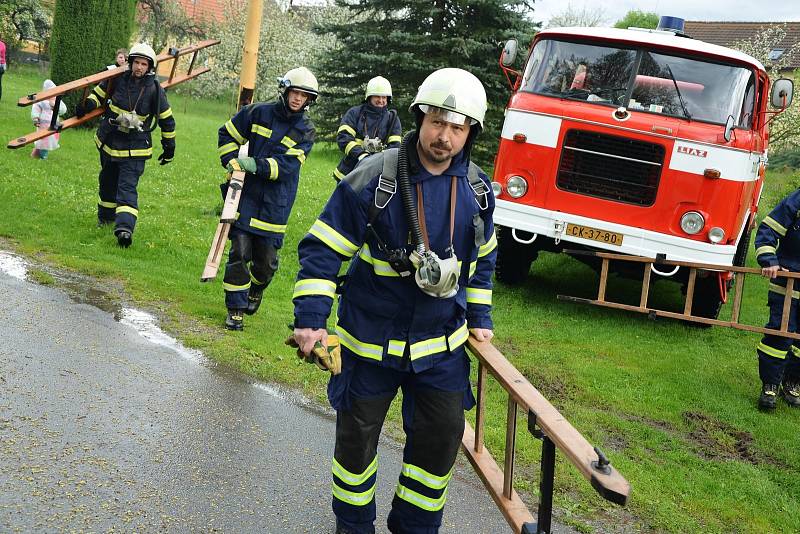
[31, 79, 67, 159]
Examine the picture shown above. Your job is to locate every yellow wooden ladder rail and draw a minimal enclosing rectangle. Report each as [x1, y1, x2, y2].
[558, 250, 800, 340]
[464, 337, 631, 533]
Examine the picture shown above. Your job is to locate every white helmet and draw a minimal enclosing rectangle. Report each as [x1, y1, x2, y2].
[278, 67, 319, 108]
[128, 43, 157, 72]
[410, 68, 487, 129]
[365, 76, 392, 101]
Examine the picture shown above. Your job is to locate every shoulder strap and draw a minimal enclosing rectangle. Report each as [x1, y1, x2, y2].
[467, 162, 489, 210]
[368, 148, 398, 223]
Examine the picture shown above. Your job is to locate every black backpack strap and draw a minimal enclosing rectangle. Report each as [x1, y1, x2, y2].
[369, 148, 398, 223]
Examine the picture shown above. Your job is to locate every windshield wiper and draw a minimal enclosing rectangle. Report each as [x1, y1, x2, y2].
[665, 64, 691, 120]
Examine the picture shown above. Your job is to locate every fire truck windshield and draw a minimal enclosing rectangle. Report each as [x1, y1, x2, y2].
[522, 39, 756, 127]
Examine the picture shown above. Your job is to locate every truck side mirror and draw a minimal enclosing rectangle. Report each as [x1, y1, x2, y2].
[771, 78, 794, 108]
[501, 39, 518, 67]
[723, 115, 735, 142]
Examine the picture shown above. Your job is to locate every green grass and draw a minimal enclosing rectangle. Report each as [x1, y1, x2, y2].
[2, 65, 800, 533]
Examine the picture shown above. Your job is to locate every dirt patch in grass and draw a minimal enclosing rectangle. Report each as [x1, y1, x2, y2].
[523, 368, 579, 410]
[682, 411, 788, 469]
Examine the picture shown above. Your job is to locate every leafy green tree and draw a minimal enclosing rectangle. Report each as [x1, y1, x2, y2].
[313, 0, 538, 166]
[0, 0, 52, 59]
[137, 0, 209, 54]
[49, 0, 136, 112]
[613, 10, 659, 30]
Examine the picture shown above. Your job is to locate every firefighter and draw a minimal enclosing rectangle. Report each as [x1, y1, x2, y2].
[76, 43, 176, 248]
[332, 76, 402, 182]
[754, 190, 800, 410]
[217, 67, 317, 331]
[293, 68, 496, 534]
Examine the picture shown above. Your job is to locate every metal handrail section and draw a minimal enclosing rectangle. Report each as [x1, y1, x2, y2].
[463, 338, 631, 534]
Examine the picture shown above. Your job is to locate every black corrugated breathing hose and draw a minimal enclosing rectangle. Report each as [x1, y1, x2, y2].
[398, 131, 426, 254]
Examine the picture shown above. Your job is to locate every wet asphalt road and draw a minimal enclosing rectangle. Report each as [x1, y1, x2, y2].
[0, 259, 521, 533]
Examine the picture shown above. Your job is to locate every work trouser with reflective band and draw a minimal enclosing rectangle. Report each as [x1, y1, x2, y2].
[223, 228, 279, 310]
[97, 152, 145, 233]
[329, 350, 473, 534]
[756, 281, 800, 385]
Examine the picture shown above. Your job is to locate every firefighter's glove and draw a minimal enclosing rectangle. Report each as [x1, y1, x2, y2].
[285, 334, 342, 375]
[74, 102, 88, 119]
[158, 144, 175, 165]
[226, 157, 257, 174]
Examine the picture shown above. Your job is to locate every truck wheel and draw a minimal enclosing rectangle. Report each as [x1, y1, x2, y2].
[495, 226, 537, 285]
[733, 227, 752, 267]
[690, 274, 724, 320]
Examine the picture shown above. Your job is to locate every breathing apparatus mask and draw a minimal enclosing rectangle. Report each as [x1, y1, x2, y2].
[362, 137, 385, 154]
[111, 112, 145, 133]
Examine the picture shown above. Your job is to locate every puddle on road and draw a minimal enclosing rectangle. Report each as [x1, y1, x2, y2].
[0, 251, 28, 280]
[119, 307, 206, 365]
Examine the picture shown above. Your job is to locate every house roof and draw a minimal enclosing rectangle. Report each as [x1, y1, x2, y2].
[540, 27, 764, 71]
[684, 21, 800, 70]
[175, 0, 240, 23]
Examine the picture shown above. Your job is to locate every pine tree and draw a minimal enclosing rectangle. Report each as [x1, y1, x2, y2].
[314, 0, 538, 166]
[49, 0, 136, 113]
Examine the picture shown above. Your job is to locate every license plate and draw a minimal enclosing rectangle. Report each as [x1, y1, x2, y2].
[565, 223, 624, 246]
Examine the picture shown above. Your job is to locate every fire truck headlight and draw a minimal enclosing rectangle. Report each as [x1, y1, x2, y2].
[507, 176, 528, 198]
[708, 227, 725, 243]
[680, 211, 705, 235]
[491, 181, 502, 197]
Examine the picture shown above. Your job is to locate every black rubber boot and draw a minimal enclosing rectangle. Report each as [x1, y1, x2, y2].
[116, 230, 132, 248]
[225, 309, 244, 331]
[781, 381, 800, 407]
[245, 288, 264, 316]
[759, 383, 779, 411]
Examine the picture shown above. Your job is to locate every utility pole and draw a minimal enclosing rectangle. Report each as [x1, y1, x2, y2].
[237, 0, 264, 110]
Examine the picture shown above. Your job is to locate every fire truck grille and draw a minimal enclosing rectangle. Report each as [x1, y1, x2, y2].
[557, 129, 665, 206]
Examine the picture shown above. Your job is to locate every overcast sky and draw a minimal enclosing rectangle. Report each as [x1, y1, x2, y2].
[532, 0, 800, 26]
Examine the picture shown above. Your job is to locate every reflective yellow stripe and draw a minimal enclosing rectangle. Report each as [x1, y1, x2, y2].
[309, 220, 359, 257]
[115, 205, 138, 217]
[223, 281, 251, 292]
[401, 463, 453, 490]
[250, 271, 263, 285]
[218, 142, 238, 156]
[757, 341, 787, 359]
[792, 345, 800, 358]
[98, 200, 117, 208]
[410, 335, 447, 360]
[345, 140, 360, 155]
[94, 85, 107, 98]
[338, 124, 357, 136]
[108, 102, 147, 121]
[249, 217, 287, 234]
[395, 483, 448, 512]
[768, 282, 800, 299]
[94, 135, 152, 157]
[336, 325, 383, 361]
[478, 232, 498, 258]
[225, 120, 246, 144]
[332, 481, 375, 506]
[293, 278, 337, 299]
[755, 246, 777, 257]
[281, 136, 297, 148]
[358, 243, 400, 277]
[387, 135, 401, 144]
[447, 322, 469, 350]
[468, 260, 477, 278]
[466, 287, 492, 305]
[332, 456, 377, 486]
[286, 147, 306, 164]
[158, 107, 173, 119]
[87, 94, 101, 106]
[251, 124, 272, 139]
[161, 130, 176, 139]
[388, 340, 406, 357]
[764, 216, 787, 237]
[266, 158, 279, 180]
[333, 168, 346, 180]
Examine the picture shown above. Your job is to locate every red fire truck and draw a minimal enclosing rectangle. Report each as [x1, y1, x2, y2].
[492, 17, 795, 318]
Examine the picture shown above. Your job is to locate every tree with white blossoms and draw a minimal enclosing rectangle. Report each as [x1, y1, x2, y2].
[183, 0, 344, 111]
[733, 25, 800, 152]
